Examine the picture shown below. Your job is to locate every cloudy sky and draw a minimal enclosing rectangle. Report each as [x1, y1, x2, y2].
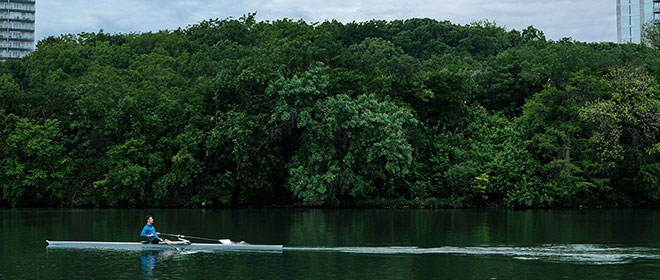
[35, 0, 616, 43]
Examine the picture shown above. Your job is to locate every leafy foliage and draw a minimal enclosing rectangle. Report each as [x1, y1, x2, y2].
[1, 17, 660, 207]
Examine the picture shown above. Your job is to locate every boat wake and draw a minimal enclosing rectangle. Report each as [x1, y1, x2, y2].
[283, 244, 660, 264]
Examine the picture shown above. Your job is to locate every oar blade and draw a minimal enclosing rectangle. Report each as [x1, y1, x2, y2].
[219, 239, 232, 244]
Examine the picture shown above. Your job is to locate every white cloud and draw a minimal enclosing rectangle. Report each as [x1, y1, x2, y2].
[35, 0, 616, 42]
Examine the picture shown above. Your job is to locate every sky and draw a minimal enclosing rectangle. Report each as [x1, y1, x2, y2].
[35, 0, 617, 43]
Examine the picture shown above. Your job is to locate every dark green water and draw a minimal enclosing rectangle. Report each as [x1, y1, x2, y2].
[2, 209, 660, 279]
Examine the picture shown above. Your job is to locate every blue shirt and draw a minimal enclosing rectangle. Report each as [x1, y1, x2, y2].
[140, 224, 159, 242]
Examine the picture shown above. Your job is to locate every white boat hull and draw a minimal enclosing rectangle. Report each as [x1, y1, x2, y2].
[46, 240, 283, 252]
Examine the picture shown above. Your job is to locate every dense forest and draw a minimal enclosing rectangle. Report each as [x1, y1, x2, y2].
[2, 15, 660, 208]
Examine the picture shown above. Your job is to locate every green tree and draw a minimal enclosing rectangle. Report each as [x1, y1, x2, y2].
[581, 68, 660, 203]
[0, 115, 72, 206]
[287, 94, 417, 205]
[643, 19, 660, 49]
[93, 137, 161, 206]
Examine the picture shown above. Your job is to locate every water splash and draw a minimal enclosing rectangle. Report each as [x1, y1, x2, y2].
[283, 244, 660, 265]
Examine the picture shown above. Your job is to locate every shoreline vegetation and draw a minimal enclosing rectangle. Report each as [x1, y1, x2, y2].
[2, 14, 660, 208]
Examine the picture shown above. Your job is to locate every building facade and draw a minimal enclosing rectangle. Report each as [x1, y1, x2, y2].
[0, 0, 35, 61]
[617, 0, 660, 43]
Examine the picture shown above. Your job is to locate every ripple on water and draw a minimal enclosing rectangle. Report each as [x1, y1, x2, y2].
[283, 244, 660, 265]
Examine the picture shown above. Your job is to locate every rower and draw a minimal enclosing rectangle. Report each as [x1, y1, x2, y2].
[140, 215, 170, 244]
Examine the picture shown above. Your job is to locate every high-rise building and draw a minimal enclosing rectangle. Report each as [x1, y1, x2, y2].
[1, 0, 35, 61]
[617, 0, 660, 43]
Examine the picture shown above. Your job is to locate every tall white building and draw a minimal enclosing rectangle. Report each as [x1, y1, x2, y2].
[1, 0, 35, 61]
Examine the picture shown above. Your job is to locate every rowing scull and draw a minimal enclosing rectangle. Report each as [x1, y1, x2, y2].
[46, 240, 283, 252]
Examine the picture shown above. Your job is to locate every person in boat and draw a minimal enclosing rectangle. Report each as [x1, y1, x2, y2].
[141, 215, 170, 244]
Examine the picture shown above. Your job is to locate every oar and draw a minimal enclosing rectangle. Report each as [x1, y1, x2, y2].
[159, 238, 181, 251]
[161, 233, 232, 244]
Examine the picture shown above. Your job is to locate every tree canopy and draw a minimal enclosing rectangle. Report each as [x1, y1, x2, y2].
[2, 14, 660, 208]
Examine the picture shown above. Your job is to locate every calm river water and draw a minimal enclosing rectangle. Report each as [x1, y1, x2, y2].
[2, 209, 660, 279]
